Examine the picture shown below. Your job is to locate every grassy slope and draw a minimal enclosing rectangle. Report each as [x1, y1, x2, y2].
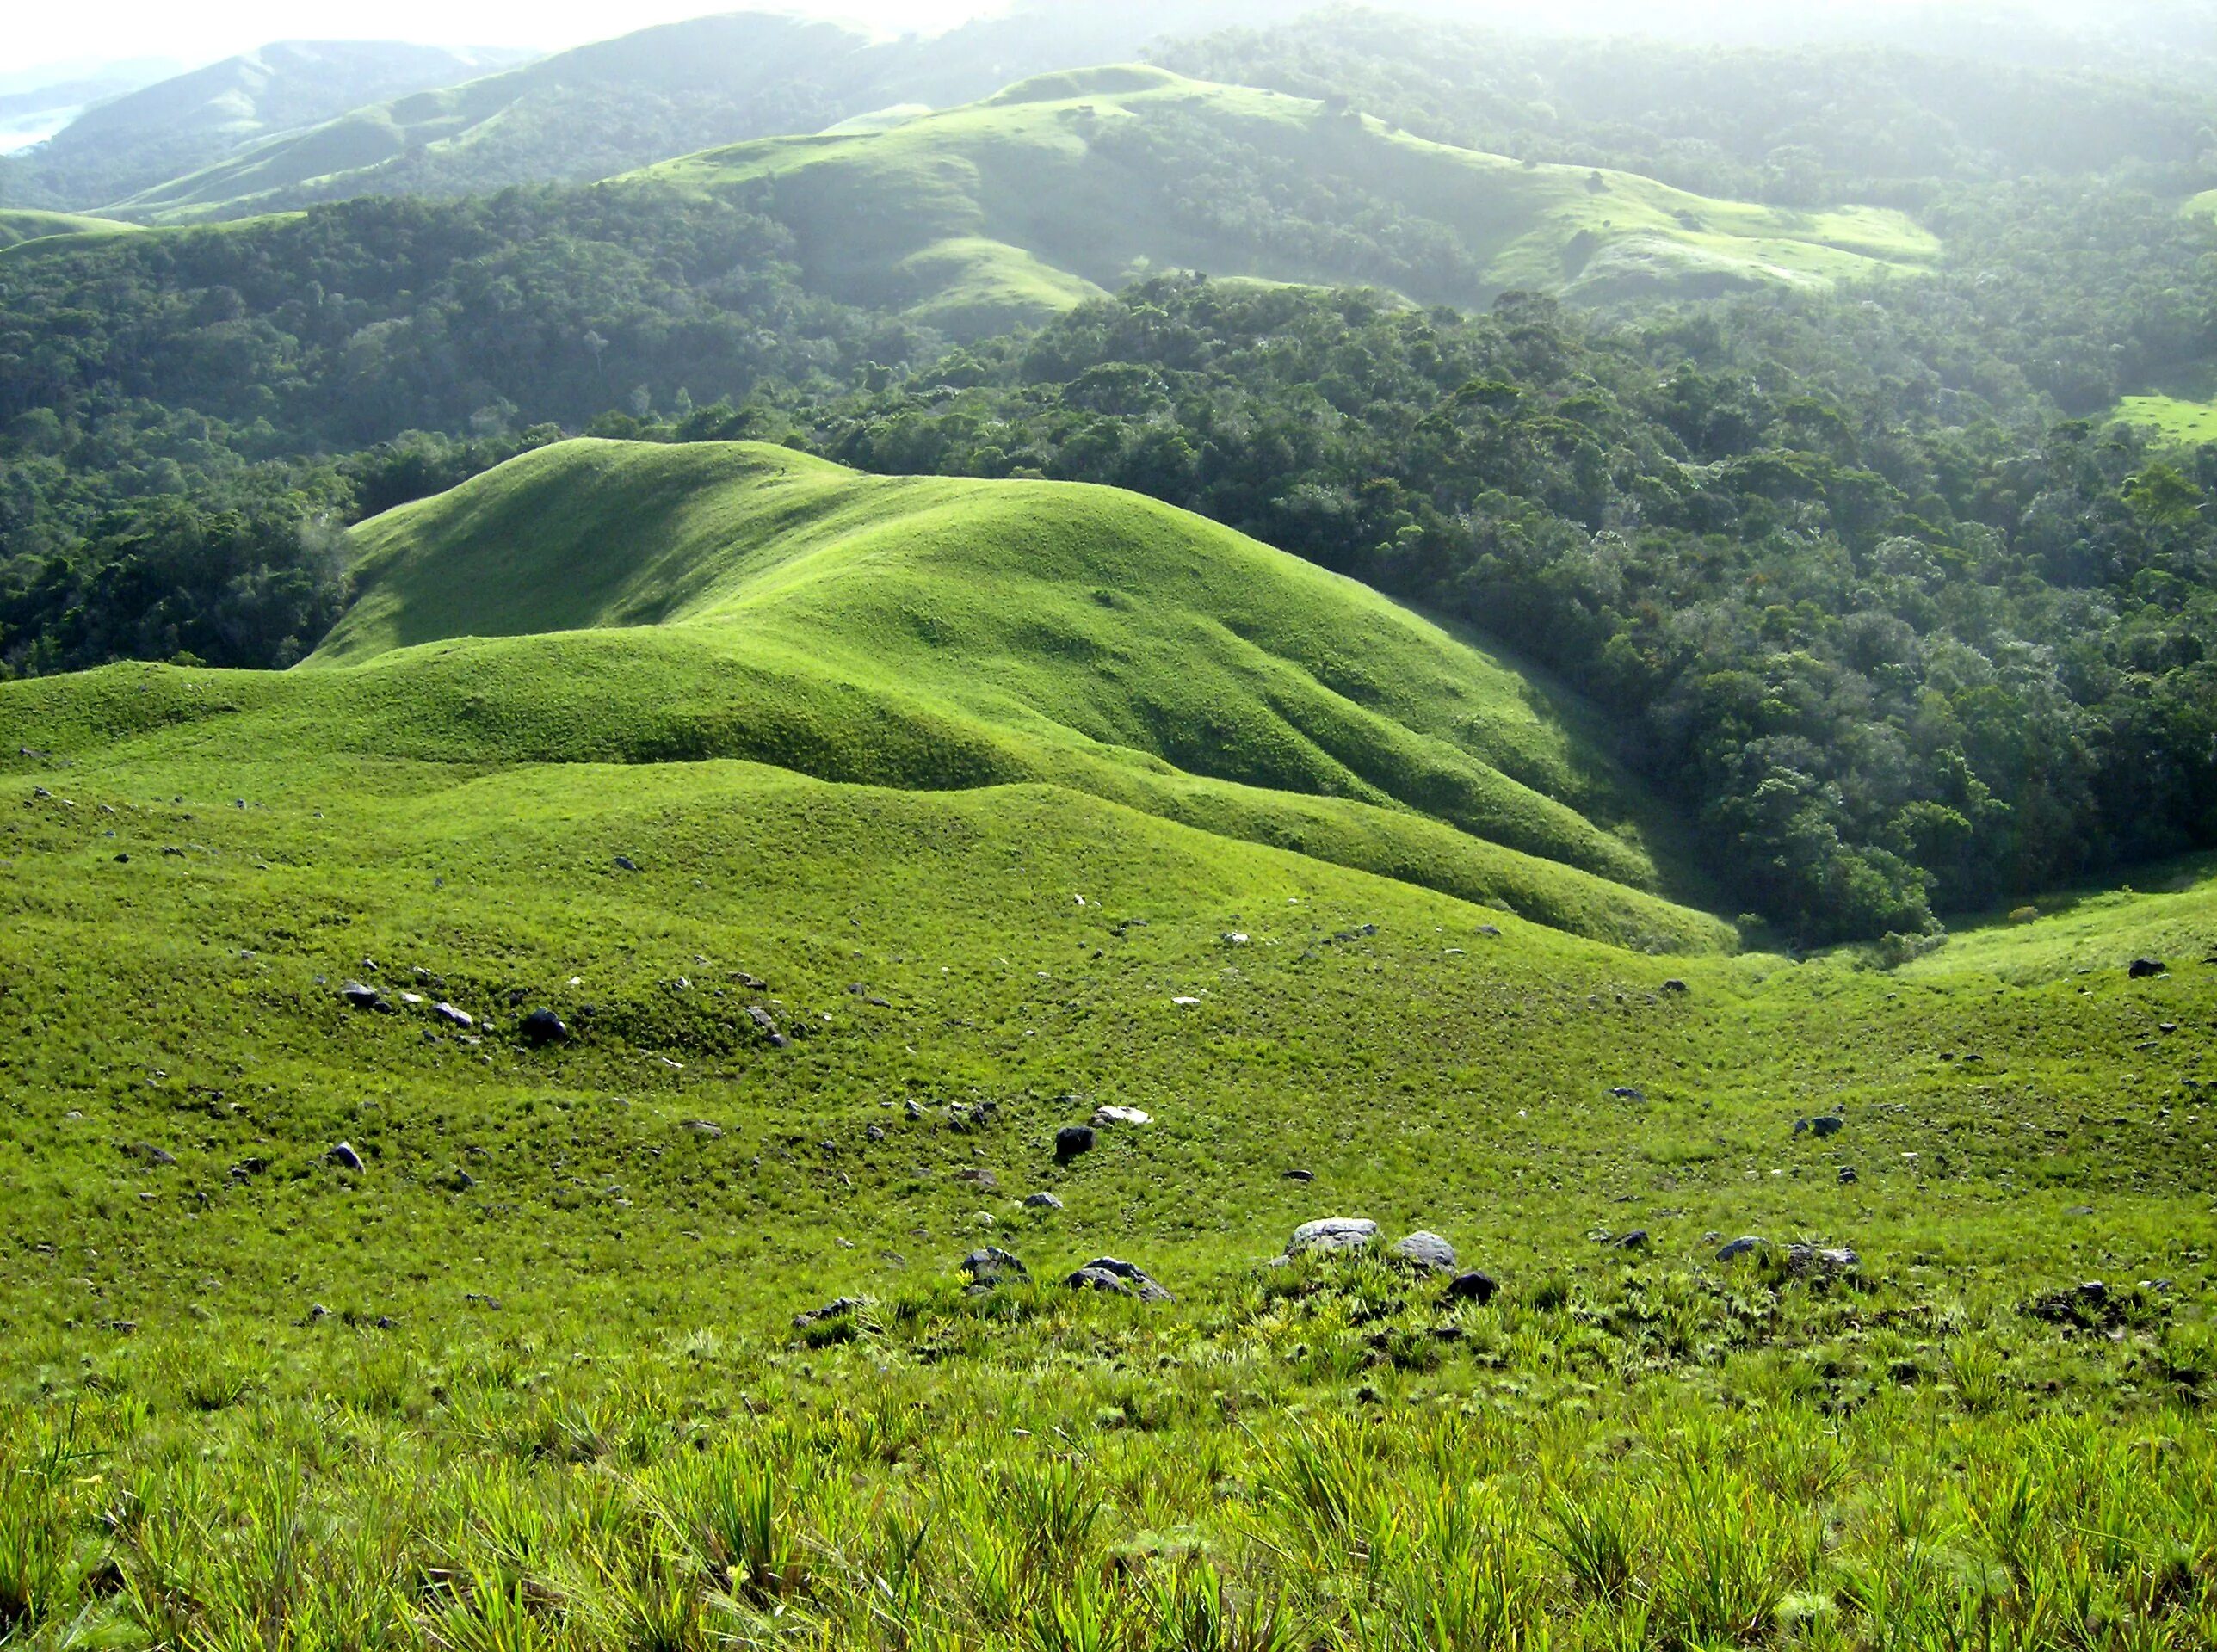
[1, 654, 2213, 1644]
[0, 208, 139, 250]
[2115, 391, 2217, 446]
[1901, 849, 2217, 983]
[23, 436, 1701, 950]
[641, 66, 1941, 333]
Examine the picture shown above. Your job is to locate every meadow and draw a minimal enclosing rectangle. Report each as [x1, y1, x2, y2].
[2, 441, 2214, 1649]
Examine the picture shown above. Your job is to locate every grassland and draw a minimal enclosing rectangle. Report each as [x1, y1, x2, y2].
[1, 449, 2211, 1649]
[2115, 392, 2217, 447]
[639, 66, 1941, 333]
[0, 209, 139, 251]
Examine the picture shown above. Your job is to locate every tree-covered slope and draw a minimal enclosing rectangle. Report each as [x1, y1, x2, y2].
[271, 436, 1717, 947]
[9, 41, 527, 211]
[638, 66, 1938, 335]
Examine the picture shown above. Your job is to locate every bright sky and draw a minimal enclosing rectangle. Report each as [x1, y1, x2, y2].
[2, 0, 995, 77]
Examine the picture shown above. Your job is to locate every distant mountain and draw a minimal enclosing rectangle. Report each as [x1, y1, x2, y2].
[0, 61, 178, 154]
[94, 2, 1309, 224]
[637, 66, 1939, 335]
[13, 40, 531, 209]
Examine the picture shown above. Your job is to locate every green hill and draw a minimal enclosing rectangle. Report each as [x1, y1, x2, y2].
[638, 65, 1940, 333]
[0, 208, 138, 250]
[14, 40, 525, 211]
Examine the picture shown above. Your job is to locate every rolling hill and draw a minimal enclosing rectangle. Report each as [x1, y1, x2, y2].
[639, 66, 1942, 334]
[92, 3, 1306, 224]
[13, 40, 528, 212]
[0, 207, 137, 250]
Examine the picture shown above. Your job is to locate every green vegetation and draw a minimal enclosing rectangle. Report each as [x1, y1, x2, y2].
[642, 67, 1938, 335]
[0, 209, 136, 250]
[2, 637, 2213, 1647]
[2116, 393, 2217, 447]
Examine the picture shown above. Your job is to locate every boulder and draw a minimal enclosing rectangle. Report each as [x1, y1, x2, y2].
[1065, 1257, 1173, 1302]
[329, 1142, 365, 1172]
[518, 1008, 568, 1047]
[1055, 1125, 1096, 1161]
[1442, 1270, 1499, 1306]
[1389, 1231, 1458, 1274]
[1810, 1114, 1845, 1138]
[960, 1247, 1028, 1286]
[1288, 1217, 1379, 1257]
[1091, 1106, 1152, 1127]
[1716, 1236, 1764, 1263]
[2128, 958, 2168, 979]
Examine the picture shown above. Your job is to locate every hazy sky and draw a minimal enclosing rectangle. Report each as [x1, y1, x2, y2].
[3, 0, 988, 77]
[0, 0, 2119, 80]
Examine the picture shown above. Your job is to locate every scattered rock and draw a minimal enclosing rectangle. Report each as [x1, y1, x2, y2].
[1788, 1243, 1858, 1278]
[2128, 958, 2168, 979]
[228, 1157, 269, 1181]
[960, 1247, 1028, 1287]
[122, 1143, 176, 1168]
[1065, 1257, 1173, 1302]
[2066, 1205, 2095, 1217]
[1476, 924, 1502, 938]
[1024, 1192, 1064, 1211]
[1091, 1105, 1151, 1127]
[1609, 1087, 1646, 1103]
[746, 1005, 789, 1048]
[1055, 1125, 1096, 1161]
[518, 1008, 569, 1047]
[1716, 1236, 1765, 1263]
[866, 1124, 886, 1143]
[339, 982, 383, 1010]
[1811, 1114, 1845, 1138]
[1660, 979, 1690, 996]
[1837, 1166, 1859, 1185]
[955, 1168, 1000, 1194]
[1284, 1168, 1314, 1183]
[614, 856, 639, 872]
[2024, 1280, 2126, 1331]
[1442, 1270, 1499, 1306]
[1389, 1231, 1458, 1274]
[1288, 1217, 1379, 1257]
[679, 1119, 724, 1139]
[433, 1002, 473, 1029]
[905, 1100, 927, 1121]
[793, 1297, 867, 1332]
[1609, 1230, 1651, 1252]
[328, 1142, 364, 1172]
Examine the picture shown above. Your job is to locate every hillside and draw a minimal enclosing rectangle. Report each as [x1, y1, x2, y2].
[639, 66, 1941, 333]
[13, 41, 527, 211]
[288, 437, 1715, 949]
[0, 207, 136, 250]
[93, 3, 1302, 224]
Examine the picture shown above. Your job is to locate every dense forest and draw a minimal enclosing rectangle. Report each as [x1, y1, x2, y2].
[8, 18, 2217, 942]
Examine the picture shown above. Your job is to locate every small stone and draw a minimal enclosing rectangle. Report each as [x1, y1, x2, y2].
[1810, 1115, 1845, 1138]
[866, 1124, 886, 1143]
[340, 982, 383, 1010]
[956, 1168, 999, 1194]
[793, 1296, 867, 1332]
[1609, 1230, 1651, 1251]
[433, 1002, 473, 1029]
[1716, 1236, 1764, 1263]
[1288, 1217, 1379, 1256]
[1660, 979, 1690, 995]
[680, 1119, 724, 1138]
[746, 1005, 789, 1048]
[1284, 1168, 1314, 1182]
[329, 1142, 364, 1172]
[1065, 1257, 1172, 1302]
[614, 856, 639, 872]
[1442, 1270, 1499, 1305]
[1389, 1231, 1458, 1273]
[905, 1100, 926, 1121]
[1788, 1243, 1859, 1277]
[308, 1304, 330, 1322]
[1091, 1106, 1152, 1127]
[1024, 1192, 1064, 1211]
[960, 1247, 1028, 1286]
[123, 1143, 176, 1168]
[1609, 1087, 1646, 1103]
[518, 1008, 569, 1047]
[1055, 1125, 1096, 1161]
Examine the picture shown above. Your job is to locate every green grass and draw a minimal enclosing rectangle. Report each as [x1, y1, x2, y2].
[1899, 850, 2217, 983]
[639, 66, 1940, 332]
[1, 444, 2211, 1648]
[0, 208, 139, 251]
[2115, 392, 2217, 447]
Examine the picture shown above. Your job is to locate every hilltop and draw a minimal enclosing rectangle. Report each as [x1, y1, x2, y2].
[0, 208, 136, 250]
[639, 66, 1940, 333]
[272, 438, 1711, 948]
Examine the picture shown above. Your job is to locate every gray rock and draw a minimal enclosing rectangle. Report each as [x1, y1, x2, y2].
[1024, 1193, 1064, 1211]
[1065, 1257, 1173, 1302]
[1091, 1105, 1151, 1127]
[1838, 1166, 1859, 1185]
[955, 1168, 999, 1194]
[905, 1100, 927, 1121]
[1609, 1230, 1651, 1251]
[1288, 1217, 1379, 1256]
[793, 1297, 866, 1332]
[679, 1119, 724, 1138]
[1810, 1114, 1845, 1138]
[1716, 1236, 1765, 1263]
[1788, 1243, 1859, 1277]
[339, 982, 383, 1010]
[122, 1143, 176, 1168]
[1055, 1125, 1096, 1161]
[1442, 1270, 1499, 1305]
[433, 1002, 474, 1029]
[329, 1142, 364, 1172]
[1390, 1231, 1458, 1273]
[614, 856, 639, 872]
[866, 1124, 886, 1143]
[1610, 1087, 1647, 1103]
[746, 1005, 789, 1048]
[960, 1247, 1028, 1285]
[1284, 1168, 1315, 1183]
[518, 1008, 568, 1047]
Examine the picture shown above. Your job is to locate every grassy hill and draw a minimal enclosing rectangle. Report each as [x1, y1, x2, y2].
[16, 436, 1707, 950]
[93, 3, 1301, 224]
[639, 65, 1940, 334]
[13, 41, 525, 212]
[3, 555, 2214, 1644]
[0, 208, 138, 250]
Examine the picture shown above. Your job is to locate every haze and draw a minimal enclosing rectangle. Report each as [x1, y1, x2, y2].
[0, 0, 2163, 79]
